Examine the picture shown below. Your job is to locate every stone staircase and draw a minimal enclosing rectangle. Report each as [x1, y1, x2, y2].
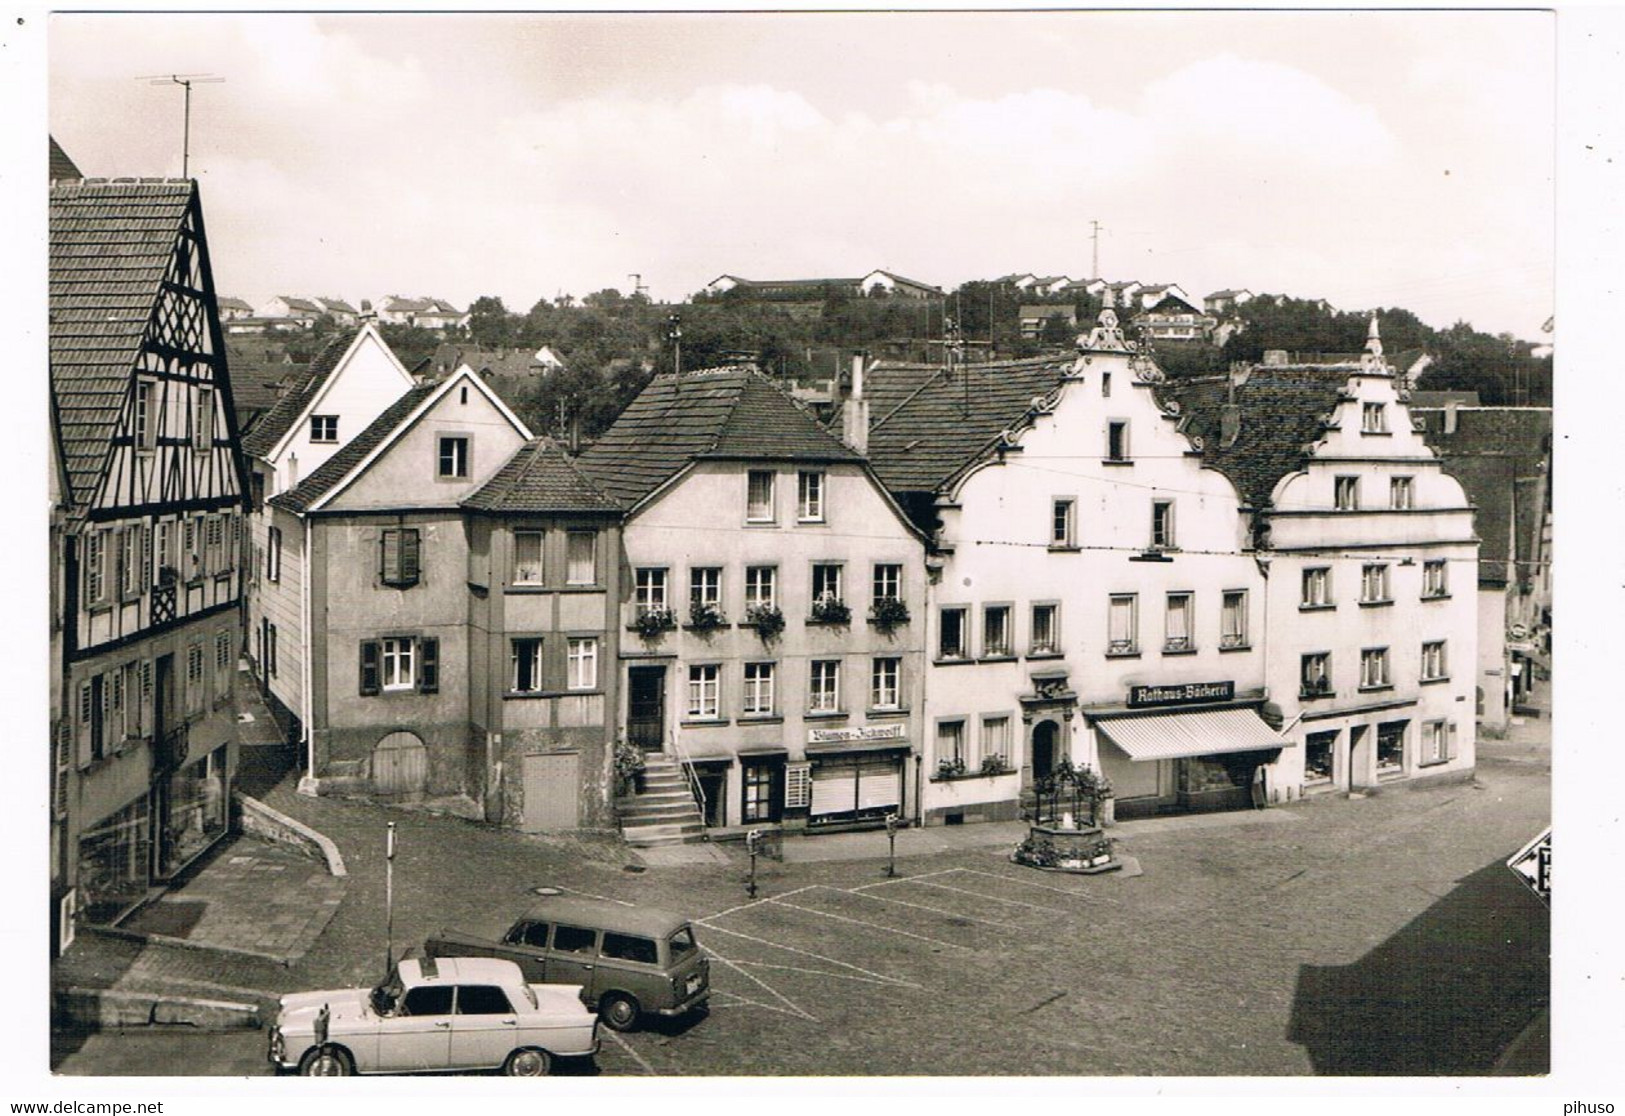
[617, 756, 707, 847]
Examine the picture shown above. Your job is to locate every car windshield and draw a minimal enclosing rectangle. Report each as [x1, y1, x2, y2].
[668, 926, 698, 958]
[370, 971, 404, 1016]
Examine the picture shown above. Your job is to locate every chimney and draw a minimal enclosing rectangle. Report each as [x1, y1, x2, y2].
[568, 412, 582, 455]
[1220, 404, 1241, 447]
[842, 352, 870, 455]
[1444, 399, 1460, 436]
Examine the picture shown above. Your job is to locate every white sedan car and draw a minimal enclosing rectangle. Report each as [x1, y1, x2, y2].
[268, 956, 600, 1076]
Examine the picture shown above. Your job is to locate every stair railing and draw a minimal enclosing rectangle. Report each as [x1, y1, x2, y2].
[667, 730, 708, 828]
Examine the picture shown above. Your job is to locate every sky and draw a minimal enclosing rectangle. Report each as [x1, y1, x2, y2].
[48, 11, 1555, 338]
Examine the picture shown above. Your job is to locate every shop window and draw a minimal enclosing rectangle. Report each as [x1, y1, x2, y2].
[1376, 720, 1408, 775]
[742, 760, 782, 823]
[938, 607, 967, 660]
[743, 662, 775, 715]
[1030, 603, 1059, 656]
[77, 796, 152, 924]
[1304, 731, 1336, 786]
[162, 745, 228, 875]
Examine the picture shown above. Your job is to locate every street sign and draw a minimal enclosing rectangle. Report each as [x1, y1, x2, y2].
[1506, 827, 1550, 905]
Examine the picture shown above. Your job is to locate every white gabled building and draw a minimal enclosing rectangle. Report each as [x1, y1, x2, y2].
[240, 322, 417, 737]
[863, 312, 1278, 825]
[1166, 323, 1480, 797]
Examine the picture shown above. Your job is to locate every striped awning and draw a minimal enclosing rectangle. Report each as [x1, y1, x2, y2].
[1096, 707, 1284, 762]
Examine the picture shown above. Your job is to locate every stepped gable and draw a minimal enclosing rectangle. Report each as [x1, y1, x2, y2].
[50, 177, 196, 506]
[269, 382, 438, 513]
[1159, 365, 1355, 509]
[862, 356, 1073, 495]
[240, 329, 359, 458]
[575, 365, 861, 508]
[463, 439, 620, 514]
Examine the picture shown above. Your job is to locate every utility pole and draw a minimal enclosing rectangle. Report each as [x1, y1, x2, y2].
[666, 313, 683, 378]
[628, 273, 648, 300]
[1090, 219, 1105, 279]
[138, 74, 225, 178]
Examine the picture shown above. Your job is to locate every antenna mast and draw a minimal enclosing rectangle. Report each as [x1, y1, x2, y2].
[139, 73, 225, 178]
[1090, 219, 1105, 279]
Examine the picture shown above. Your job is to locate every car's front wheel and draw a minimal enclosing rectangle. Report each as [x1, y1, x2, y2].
[503, 1048, 552, 1077]
[599, 992, 641, 1032]
[298, 1045, 354, 1076]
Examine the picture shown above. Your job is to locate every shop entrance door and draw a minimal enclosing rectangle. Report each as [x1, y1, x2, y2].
[1030, 721, 1059, 780]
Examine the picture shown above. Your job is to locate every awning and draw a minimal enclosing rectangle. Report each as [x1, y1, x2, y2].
[1096, 707, 1283, 762]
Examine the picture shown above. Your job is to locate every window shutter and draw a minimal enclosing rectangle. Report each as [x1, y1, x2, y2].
[1446, 722, 1459, 761]
[380, 530, 398, 582]
[402, 529, 421, 584]
[54, 719, 70, 818]
[76, 680, 94, 768]
[785, 763, 812, 809]
[418, 637, 439, 694]
[140, 661, 152, 736]
[140, 524, 153, 590]
[360, 641, 381, 696]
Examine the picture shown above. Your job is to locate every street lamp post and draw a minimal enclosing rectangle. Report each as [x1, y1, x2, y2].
[384, 822, 396, 978]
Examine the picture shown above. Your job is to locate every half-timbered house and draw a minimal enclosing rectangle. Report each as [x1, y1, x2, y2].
[50, 177, 250, 935]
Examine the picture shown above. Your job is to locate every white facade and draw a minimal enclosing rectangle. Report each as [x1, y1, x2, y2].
[1259, 364, 1479, 796]
[921, 322, 1269, 823]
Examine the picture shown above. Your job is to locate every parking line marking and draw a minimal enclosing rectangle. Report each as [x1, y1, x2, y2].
[703, 945, 820, 1022]
[728, 960, 895, 986]
[701, 885, 818, 922]
[949, 867, 1121, 903]
[904, 878, 1070, 914]
[831, 886, 1023, 929]
[697, 921, 918, 988]
[708, 988, 821, 1014]
[769, 898, 971, 951]
[849, 868, 960, 893]
[603, 1028, 658, 1076]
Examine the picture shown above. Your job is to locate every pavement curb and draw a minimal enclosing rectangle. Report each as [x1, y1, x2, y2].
[85, 923, 297, 966]
[54, 986, 261, 1031]
[237, 791, 348, 877]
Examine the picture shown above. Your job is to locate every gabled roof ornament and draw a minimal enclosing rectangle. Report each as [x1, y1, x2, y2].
[1361, 314, 1387, 373]
[1077, 306, 1134, 355]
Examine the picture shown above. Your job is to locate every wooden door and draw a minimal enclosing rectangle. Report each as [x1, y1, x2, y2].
[522, 751, 580, 831]
[627, 667, 665, 751]
[373, 731, 428, 795]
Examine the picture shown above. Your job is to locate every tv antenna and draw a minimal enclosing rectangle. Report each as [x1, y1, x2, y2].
[1090, 219, 1106, 279]
[137, 74, 225, 178]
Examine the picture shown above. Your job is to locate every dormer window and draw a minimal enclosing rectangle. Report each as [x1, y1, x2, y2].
[310, 415, 339, 444]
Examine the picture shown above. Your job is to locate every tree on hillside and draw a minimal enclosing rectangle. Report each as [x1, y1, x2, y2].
[467, 296, 518, 349]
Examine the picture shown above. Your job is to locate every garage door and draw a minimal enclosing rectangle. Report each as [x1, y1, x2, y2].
[810, 756, 902, 821]
[810, 763, 859, 818]
[522, 752, 580, 832]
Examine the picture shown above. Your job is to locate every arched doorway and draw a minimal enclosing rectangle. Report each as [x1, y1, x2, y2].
[1030, 720, 1060, 779]
[372, 731, 427, 795]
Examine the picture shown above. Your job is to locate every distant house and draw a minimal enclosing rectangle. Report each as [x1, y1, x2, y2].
[1132, 283, 1191, 312]
[1019, 304, 1078, 340]
[217, 296, 255, 321]
[419, 343, 566, 381]
[312, 297, 360, 327]
[257, 296, 324, 327]
[1133, 294, 1214, 343]
[377, 296, 468, 330]
[705, 271, 942, 302]
[1203, 289, 1254, 315]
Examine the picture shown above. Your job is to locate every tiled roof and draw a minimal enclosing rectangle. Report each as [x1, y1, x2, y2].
[49, 137, 82, 181]
[315, 296, 358, 314]
[576, 366, 862, 507]
[862, 356, 1073, 495]
[1408, 390, 1479, 408]
[217, 296, 254, 311]
[1158, 367, 1353, 508]
[463, 439, 619, 514]
[278, 296, 322, 314]
[382, 295, 432, 312]
[240, 329, 361, 459]
[269, 382, 438, 514]
[50, 177, 195, 506]
[869, 270, 944, 293]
